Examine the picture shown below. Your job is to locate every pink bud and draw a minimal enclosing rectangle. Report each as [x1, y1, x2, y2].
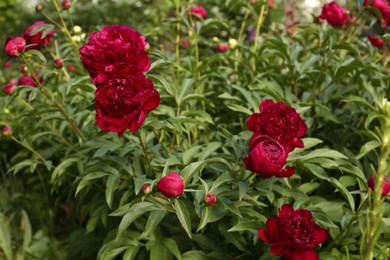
[157, 172, 184, 198]
[217, 44, 229, 52]
[4, 37, 26, 57]
[4, 61, 11, 68]
[190, 5, 207, 19]
[2, 127, 12, 136]
[54, 58, 63, 68]
[19, 65, 27, 73]
[204, 193, 217, 206]
[182, 41, 189, 48]
[67, 65, 77, 71]
[368, 34, 385, 48]
[3, 80, 17, 95]
[368, 176, 390, 196]
[142, 184, 152, 195]
[62, 0, 72, 10]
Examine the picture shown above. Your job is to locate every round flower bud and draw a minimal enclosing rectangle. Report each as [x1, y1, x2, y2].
[54, 58, 63, 68]
[142, 184, 152, 195]
[2, 127, 12, 136]
[228, 38, 238, 49]
[217, 44, 229, 52]
[157, 172, 184, 198]
[62, 0, 72, 10]
[3, 79, 17, 95]
[4, 61, 11, 68]
[73, 25, 82, 34]
[144, 43, 151, 52]
[3, 108, 10, 114]
[4, 37, 26, 57]
[204, 193, 217, 206]
[212, 37, 219, 43]
[35, 4, 43, 12]
[19, 65, 27, 73]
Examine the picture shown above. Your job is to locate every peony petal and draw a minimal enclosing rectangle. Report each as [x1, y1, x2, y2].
[247, 113, 260, 131]
[143, 89, 160, 111]
[313, 227, 329, 245]
[270, 245, 284, 256]
[275, 166, 295, 178]
[278, 204, 294, 219]
[285, 249, 319, 260]
[259, 99, 275, 112]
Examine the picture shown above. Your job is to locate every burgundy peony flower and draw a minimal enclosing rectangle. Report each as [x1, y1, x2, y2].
[22, 21, 55, 50]
[318, 1, 351, 27]
[364, 0, 390, 28]
[367, 176, 390, 196]
[368, 34, 385, 48]
[217, 44, 229, 52]
[5, 37, 26, 57]
[190, 5, 207, 19]
[259, 204, 329, 260]
[95, 73, 160, 136]
[18, 72, 41, 87]
[157, 172, 184, 198]
[243, 133, 295, 178]
[79, 25, 151, 84]
[3, 79, 17, 95]
[204, 193, 217, 206]
[247, 100, 307, 153]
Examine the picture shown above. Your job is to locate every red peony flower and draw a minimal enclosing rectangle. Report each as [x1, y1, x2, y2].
[190, 5, 207, 19]
[318, 1, 351, 27]
[367, 176, 390, 196]
[3, 79, 17, 95]
[243, 133, 295, 178]
[157, 172, 184, 198]
[95, 73, 160, 136]
[259, 204, 329, 260]
[4, 37, 26, 57]
[217, 44, 229, 52]
[368, 34, 385, 48]
[18, 72, 41, 87]
[80, 25, 151, 84]
[364, 0, 390, 28]
[247, 100, 307, 153]
[22, 21, 55, 50]
[204, 193, 217, 206]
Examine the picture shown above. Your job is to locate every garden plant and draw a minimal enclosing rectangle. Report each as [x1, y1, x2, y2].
[0, 0, 390, 259]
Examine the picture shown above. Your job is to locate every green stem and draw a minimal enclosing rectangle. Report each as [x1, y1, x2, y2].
[137, 130, 154, 176]
[234, 9, 250, 73]
[251, 1, 266, 74]
[51, 0, 79, 50]
[175, 0, 181, 69]
[10, 135, 47, 164]
[20, 55, 85, 142]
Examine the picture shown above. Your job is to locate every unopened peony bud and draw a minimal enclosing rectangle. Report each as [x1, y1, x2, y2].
[73, 25, 82, 34]
[62, 0, 72, 10]
[4, 61, 11, 68]
[5, 37, 26, 57]
[2, 127, 12, 136]
[217, 44, 229, 52]
[228, 38, 238, 49]
[35, 4, 43, 12]
[190, 5, 207, 19]
[3, 79, 17, 95]
[19, 65, 27, 73]
[157, 172, 184, 198]
[212, 37, 219, 43]
[3, 108, 10, 114]
[144, 43, 151, 52]
[368, 176, 390, 196]
[142, 184, 152, 195]
[204, 193, 217, 206]
[54, 58, 63, 68]
[72, 35, 81, 43]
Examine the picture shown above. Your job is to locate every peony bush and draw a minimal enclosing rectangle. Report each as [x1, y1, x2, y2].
[0, 0, 389, 259]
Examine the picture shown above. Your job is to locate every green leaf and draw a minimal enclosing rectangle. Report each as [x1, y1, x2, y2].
[182, 251, 213, 260]
[25, 49, 47, 63]
[140, 210, 168, 239]
[228, 220, 264, 232]
[329, 177, 355, 212]
[302, 148, 347, 161]
[226, 104, 252, 115]
[21, 210, 32, 253]
[122, 246, 140, 260]
[174, 199, 192, 239]
[76, 172, 109, 196]
[356, 140, 380, 159]
[106, 175, 120, 209]
[162, 238, 182, 260]
[0, 213, 12, 260]
[197, 207, 210, 232]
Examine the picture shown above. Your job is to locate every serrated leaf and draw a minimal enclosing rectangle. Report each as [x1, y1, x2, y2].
[174, 199, 192, 238]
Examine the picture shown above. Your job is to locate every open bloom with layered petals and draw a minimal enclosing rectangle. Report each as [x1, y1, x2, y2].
[318, 1, 351, 27]
[22, 21, 55, 50]
[243, 133, 295, 178]
[259, 204, 329, 260]
[364, 0, 390, 27]
[247, 100, 307, 153]
[95, 73, 160, 136]
[80, 25, 151, 84]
